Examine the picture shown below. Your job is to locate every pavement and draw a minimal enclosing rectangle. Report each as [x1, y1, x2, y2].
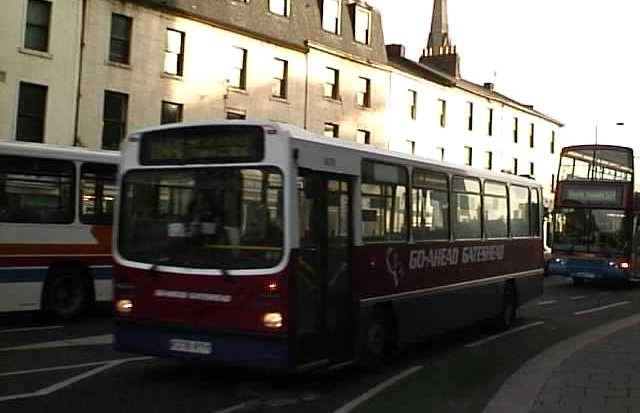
[484, 313, 640, 413]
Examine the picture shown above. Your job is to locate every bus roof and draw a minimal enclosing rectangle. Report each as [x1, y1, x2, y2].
[0, 141, 120, 164]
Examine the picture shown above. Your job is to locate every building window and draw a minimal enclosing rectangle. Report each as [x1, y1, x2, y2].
[406, 140, 416, 155]
[484, 151, 493, 170]
[487, 108, 493, 136]
[356, 76, 371, 107]
[109, 14, 132, 64]
[529, 162, 535, 176]
[164, 29, 184, 76]
[324, 67, 339, 99]
[529, 123, 535, 148]
[16, 82, 47, 143]
[322, 0, 341, 34]
[551, 173, 555, 192]
[324, 123, 339, 138]
[354, 7, 371, 44]
[437, 147, 445, 161]
[438, 99, 446, 127]
[512, 158, 518, 175]
[272, 58, 288, 98]
[226, 110, 246, 120]
[409, 89, 417, 119]
[229, 47, 247, 89]
[102, 91, 128, 150]
[467, 102, 474, 131]
[513, 117, 518, 143]
[550, 130, 555, 154]
[269, 0, 289, 16]
[464, 146, 472, 166]
[161, 101, 183, 124]
[25, 0, 51, 52]
[356, 129, 370, 144]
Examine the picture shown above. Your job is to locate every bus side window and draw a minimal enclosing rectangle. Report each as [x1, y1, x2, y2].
[531, 188, 541, 236]
[80, 162, 118, 225]
[510, 185, 530, 237]
[452, 176, 482, 239]
[361, 160, 408, 242]
[0, 156, 74, 224]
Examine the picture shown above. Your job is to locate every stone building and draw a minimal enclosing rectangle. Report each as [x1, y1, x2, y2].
[0, 0, 562, 205]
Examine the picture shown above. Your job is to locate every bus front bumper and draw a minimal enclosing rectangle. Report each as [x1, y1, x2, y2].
[546, 259, 631, 282]
[114, 319, 289, 370]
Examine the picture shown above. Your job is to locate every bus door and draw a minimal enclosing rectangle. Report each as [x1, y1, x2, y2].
[295, 170, 353, 365]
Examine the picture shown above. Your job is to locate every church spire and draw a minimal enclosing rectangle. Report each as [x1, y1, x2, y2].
[420, 0, 460, 78]
[427, 0, 451, 54]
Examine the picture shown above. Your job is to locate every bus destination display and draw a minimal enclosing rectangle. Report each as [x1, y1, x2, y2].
[140, 125, 264, 164]
[561, 186, 622, 206]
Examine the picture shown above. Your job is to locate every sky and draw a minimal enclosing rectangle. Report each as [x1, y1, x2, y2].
[367, 0, 640, 151]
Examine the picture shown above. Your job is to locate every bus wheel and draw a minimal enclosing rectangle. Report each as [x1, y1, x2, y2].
[359, 310, 386, 369]
[43, 269, 92, 320]
[498, 283, 517, 330]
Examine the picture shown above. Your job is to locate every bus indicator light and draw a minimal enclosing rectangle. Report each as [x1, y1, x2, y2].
[619, 262, 630, 270]
[116, 299, 134, 314]
[368, 257, 377, 269]
[267, 281, 279, 292]
[262, 312, 283, 329]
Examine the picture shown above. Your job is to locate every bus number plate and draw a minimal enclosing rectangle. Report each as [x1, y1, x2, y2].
[169, 339, 212, 355]
[574, 272, 595, 279]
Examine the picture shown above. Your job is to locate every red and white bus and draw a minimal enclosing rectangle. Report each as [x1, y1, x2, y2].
[0, 142, 119, 319]
[113, 121, 544, 370]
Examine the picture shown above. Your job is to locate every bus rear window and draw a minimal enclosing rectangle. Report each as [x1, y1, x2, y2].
[139, 125, 265, 165]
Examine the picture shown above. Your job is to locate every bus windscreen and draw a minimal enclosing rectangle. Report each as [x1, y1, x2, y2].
[139, 125, 264, 165]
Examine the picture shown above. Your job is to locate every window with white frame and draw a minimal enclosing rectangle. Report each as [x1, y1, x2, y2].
[269, 0, 289, 16]
[322, 0, 341, 34]
[356, 76, 371, 107]
[272, 58, 288, 98]
[229, 47, 247, 89]
[164, 29, 184, 76]
[324, 67, 339, 99]
[354, 7, 371, 44]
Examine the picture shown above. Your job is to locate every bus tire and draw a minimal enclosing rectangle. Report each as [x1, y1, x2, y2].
[43, 267, 93, 320]
[358, 309, 387, 370]
[497, 282, 517, 330]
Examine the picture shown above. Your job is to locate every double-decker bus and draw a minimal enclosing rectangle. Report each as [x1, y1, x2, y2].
[0, 142, 119, 319]
[113, 121, 544, 370]
[547, 145, 638, 284]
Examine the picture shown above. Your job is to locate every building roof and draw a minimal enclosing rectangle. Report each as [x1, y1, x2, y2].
[135, 0, 388, 65]
[387, 47, 564, 127]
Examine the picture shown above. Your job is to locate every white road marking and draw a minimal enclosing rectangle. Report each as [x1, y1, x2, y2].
[574, 301, 631, 316]
[570, 295, 586, 301]
[0, 334, 113, 351]
[465, 322, 545, 348]
[0, 357, 152, 402]
[212, 399, 261, 413]
[0, 357, 152, 377]
[537, 300, 557, 306]
[332, 366, 423, 413]
[0, 326, 63, 334]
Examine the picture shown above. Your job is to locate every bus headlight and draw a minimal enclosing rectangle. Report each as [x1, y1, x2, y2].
[262, 312, 283, 329]
[116, 299, 134, 314]
[554, 258, 567, 265]
[618, 262, 630, 270]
